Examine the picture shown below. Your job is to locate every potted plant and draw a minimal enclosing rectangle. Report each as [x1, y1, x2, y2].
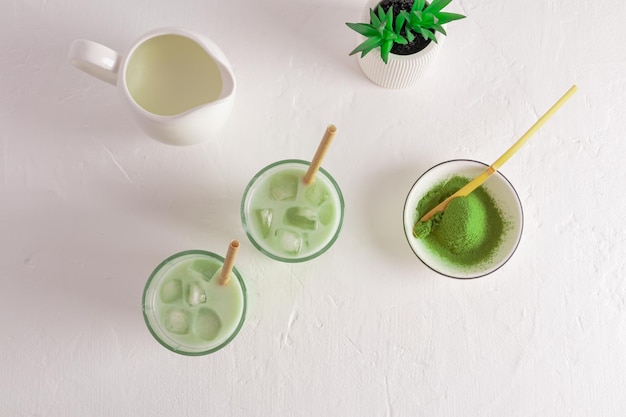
[346, 0, 465, 89]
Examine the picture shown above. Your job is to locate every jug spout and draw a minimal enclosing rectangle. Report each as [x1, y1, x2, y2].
[195, 33, 236, 102]
[217, 63, 236, 100]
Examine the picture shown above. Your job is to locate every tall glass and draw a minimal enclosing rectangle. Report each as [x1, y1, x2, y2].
[142, 250, 247, 355]
[241, 159, 344, 262]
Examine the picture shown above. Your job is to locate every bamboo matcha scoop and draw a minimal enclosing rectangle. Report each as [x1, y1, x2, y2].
[418, 85, 578, 223]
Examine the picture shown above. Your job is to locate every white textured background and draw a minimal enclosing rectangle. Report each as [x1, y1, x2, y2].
[1, 0, 625, 416]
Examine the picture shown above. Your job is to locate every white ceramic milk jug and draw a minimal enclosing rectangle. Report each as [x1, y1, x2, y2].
[69, 27, 236, 146]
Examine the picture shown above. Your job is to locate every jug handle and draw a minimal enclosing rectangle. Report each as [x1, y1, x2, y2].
[68, 39, 121, 86]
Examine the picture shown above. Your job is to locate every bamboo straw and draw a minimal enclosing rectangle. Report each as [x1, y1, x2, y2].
[303, 124, 337, 185]
[419, 84, 578, 222]
[218, 240, 240, 286]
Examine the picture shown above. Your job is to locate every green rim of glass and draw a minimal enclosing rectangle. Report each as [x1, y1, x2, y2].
[142, 249, 247, 356]
[240, 159, 345, 263]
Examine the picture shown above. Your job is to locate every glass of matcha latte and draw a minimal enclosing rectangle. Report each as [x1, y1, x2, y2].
[241, 125, 344, 263]
[241, 159, 344, 263]
[142, 246, 246, 355]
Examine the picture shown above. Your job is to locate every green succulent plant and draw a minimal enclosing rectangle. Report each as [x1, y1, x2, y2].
[346, 0, 466, 64]
[399, 0, 466, 43]
[346, 6, 408, 64]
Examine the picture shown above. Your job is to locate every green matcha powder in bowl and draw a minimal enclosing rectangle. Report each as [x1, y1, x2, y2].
[403, 160, 524, 279]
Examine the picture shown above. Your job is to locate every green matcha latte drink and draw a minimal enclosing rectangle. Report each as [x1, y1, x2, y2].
[142, 245, 246, 355]
[241, 159, 344, 262]
[241, 123, 344, 262]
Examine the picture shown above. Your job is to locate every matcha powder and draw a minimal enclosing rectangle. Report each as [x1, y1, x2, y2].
[413, 176, 508, 267]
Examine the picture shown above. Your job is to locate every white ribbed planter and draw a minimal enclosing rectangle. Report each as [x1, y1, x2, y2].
[356, 0, 444, 89]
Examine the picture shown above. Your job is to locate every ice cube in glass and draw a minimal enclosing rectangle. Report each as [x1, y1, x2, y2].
[185, 281, 207, 306]
[160, 278, 182, 303]
[194, 307, 222, 341]
[255, 208, 273, 238]
[164, 307, 191, 335]
[269, 173, 298, 201]
[304, 183, 328, 206]
[188, 259, 219, 281]
[284, 207, 318, 230]
[275, 228, 303, 255]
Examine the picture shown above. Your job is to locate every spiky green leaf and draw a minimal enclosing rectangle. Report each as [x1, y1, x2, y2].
[421, 13, 436, 26]
[380, 40, 393, 64]
[395, 34, 409, 45]
[406, 28, 415, 42]
[377, 5, 387, 22]
[395, 13, 406, 32]
[432, 23, 446, 35]
[345, 22, 380, 37]
[412, 0, 426, 13]
[424, 29, 438, 42]
[434, 12, 466, 25]
[376, 20, 388, 35]
[370, 8, 381, 26]
[425, 0, 453, 14]
[385, 6, 394, 31]
[349, 37, 383, 56]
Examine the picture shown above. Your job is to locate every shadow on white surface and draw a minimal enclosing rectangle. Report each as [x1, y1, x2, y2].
[355, 161, 433, 268]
